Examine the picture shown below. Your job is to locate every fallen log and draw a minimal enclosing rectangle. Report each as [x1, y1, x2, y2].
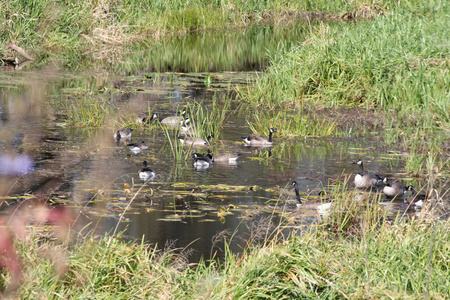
[6, 44, 35, 61]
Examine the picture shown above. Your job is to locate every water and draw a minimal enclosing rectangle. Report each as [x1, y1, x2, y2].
[0, 23, 445, 263]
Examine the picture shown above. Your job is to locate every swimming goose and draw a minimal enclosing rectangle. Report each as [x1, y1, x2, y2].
[211, 152, 242, 163]
[161, 110, 188, 127]
[382, 178, 407, 198]
[352, 159, 384, 189]
[405, 185, 427, 209]
[127, 141, 149, 153]
[179, 133, 214, 147]
[192, 153, 213, 168]
[138, 161, 155, 181]
[140, 113, 160, 124]
[180, 121, 198, 137]
[242, 128, 277, 146]
[292, 181, 332, 214]
[113, 129, 133, 141]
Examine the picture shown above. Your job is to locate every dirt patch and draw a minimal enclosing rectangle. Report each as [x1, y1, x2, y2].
[246, 4, 386, 24]
[312, 107, 385, 131]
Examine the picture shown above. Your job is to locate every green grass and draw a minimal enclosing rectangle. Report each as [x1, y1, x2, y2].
[240, 0, 449, 175]
[7, 183, 449, 298]
[157, 95, 234, 164]
[1, 0, 418, 68]
[63, 95, 112, 127]
[160, 123, 191, 163]
[13, 231, 196, 298]
[2, 0, 449, 298]
[184, 94, 234, 140]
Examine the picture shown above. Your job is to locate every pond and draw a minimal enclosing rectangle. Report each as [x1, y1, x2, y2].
[0, 21, 446, 263]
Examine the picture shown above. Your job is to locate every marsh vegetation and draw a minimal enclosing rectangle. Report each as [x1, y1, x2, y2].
[0, 0, 449, 298]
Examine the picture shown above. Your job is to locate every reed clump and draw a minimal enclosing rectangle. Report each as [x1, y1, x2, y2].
[64, 96, 112, 127]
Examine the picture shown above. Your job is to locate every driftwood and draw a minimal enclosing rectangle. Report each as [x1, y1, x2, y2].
[1, 44, 35, 70]
[6, 44, 35, 61]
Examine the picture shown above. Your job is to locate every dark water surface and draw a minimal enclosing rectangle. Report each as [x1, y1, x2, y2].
[0, 23, 443, 262]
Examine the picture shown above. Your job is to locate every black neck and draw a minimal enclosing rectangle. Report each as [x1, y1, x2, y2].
[359, 163, 364, 176]
[294, 184, 302, 205]
[268, 131, 273, 142]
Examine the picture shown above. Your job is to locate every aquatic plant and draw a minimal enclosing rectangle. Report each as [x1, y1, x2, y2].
[64, 96, 112, 127]
[184, 94, 234, 140]
[160, 123, 192, 163]
[244, 107, 337, 139]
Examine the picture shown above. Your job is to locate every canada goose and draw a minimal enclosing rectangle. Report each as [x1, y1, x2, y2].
[140, 113, 160, 124]
[113, 129, 133, 141]
[192, 153, 213, 168]
[179, 133, 214, 147]
[405, 186, 427, 209]
[127, 141, 149, 153]
[382, 178, 407, 198]
[352, 159, 384, 189]
[180, 122, 198, 137]
[292, 181, 332, 214]
[211, 152, 242, 163]
[161, 110, 187, 127]
[138, 161, 155, 181]
[242, 128, 277, 146]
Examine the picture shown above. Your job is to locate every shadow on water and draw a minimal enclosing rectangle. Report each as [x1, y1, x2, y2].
[1, 22, 448, 263]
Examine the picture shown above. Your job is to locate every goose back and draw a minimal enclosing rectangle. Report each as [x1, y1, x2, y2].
[353, 159, 384, 188]
[383, 180, 407, 197]
[139, 161, 155, 180]
[212, 152, 242, 163]
[242, 128, 276, 146]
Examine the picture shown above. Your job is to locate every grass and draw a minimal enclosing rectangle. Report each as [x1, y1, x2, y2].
[5, 182, 449, 298]
[184, 94, 234, 140]
[240, 0, 449, 176]
[1, 0, 415, 69]
[1, 0, 449, 298]
[244, 107, 337, 139]
[160, 123, 191, 163]
[63, 95, 112, 127]
[157, 94, 235, 163]
[13, 231, 196, 298]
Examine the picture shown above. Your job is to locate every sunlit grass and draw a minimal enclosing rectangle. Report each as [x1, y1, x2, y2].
[160, 124, 191, 163]
[13, 231, 196, 298]
[184, 94, 234, 140]
[1, 0, 416, 70]
[207, 184, 450, 299]
[5, 174, 449, 298]
[246, 108, 337, 139]
[240, 2, 449, 175]
[64, 96, 112, 127]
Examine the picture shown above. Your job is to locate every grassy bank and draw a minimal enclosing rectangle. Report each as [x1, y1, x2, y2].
[7, 191, 449, 298]
[2, 0, 406, 67]
[240, 0, 449, 177]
